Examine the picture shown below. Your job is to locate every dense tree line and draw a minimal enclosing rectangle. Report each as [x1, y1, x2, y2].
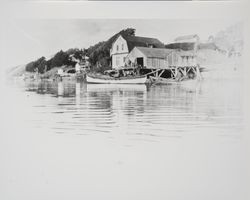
[25, 28, 136, 74]
[25, 49, 83, 73]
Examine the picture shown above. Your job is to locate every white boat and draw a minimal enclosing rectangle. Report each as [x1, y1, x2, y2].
[86, 74, 147, 84]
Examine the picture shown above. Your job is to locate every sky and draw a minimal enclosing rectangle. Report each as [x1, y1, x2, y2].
[1, 18, 240, 69]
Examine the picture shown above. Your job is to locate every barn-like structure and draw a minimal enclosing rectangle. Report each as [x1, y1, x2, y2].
[126, 47, 201, 80]
[127, 47, 197, 68]
[110, 34, 164, 69]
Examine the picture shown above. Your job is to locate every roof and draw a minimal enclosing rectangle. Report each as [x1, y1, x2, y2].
[121, 35, 165, 51]
[135, 47, 174, 58]
[175, 34, 199, 42]
[179, 50, 196, 57]
[198, 42, 218, 50]
[165, 42, 195, 51]
[135, 47, 196, 58]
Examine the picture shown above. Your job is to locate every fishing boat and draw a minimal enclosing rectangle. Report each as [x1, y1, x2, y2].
[86, 74, 147, 84]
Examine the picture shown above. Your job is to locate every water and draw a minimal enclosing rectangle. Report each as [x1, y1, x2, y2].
[0, 78, 248, 200]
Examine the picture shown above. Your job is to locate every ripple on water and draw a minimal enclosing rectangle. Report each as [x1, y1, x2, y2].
[15, 79, 244, 141]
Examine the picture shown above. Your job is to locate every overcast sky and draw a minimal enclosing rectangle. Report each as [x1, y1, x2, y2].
[1, 18, 240, 69]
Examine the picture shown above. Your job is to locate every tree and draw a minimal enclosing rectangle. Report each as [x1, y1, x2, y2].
[36, 57, 47, 73]
[25, 61, 35, 72]
[87, 28, 136, 71]
[120, 28, 135, 37]
[25, 28, 137, 74]
[46, 50, 73, 70]
[25, 56, 46, 73]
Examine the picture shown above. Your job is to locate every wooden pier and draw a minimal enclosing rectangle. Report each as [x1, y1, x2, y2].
[125, 46, 203, 84]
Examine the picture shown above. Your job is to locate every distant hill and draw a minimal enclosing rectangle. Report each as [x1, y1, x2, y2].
[6, 64, 26, 77]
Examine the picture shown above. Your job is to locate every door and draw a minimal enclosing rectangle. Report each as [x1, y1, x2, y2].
[136, 57, 144, 67]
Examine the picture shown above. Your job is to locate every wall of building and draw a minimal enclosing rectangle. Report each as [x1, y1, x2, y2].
[112, 53, 128, 69]
[127, 47, 147, 66]
[111, 35, 129, 68]
[166, 52, 179, 67]
[146, 58, 167, 69]
[127, 47, 197, 69]
[146, 55, 196, 69]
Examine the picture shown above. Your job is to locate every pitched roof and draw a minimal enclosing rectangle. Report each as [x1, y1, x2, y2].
[136, 47, 174, 58]
[165, 42, 195, 51]
[135, 47, 196, 58]
[175, 34, 199, 42]
[179, 50, 196, 57]
[198, 42, 218, 50]
[122, 35, 165, 51]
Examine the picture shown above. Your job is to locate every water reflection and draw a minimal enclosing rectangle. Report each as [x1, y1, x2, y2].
[3, 78, 246, 200]
[22, 79, 243, 140]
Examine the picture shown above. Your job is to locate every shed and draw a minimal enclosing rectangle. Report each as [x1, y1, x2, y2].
[127, 47, 197, 69]
[174, 34, 200, 43]
[165, 34, 200, 52]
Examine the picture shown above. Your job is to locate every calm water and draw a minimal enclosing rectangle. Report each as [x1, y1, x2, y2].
[0, 77, 248, 200]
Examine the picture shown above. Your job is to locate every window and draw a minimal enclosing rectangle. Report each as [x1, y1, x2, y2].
[122, 44, 124, 51]
[116, 45, 119, 51]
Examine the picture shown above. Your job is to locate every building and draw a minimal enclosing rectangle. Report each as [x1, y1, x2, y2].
[57, 68, 64, 76]
[75, 62, 81, 73]
[126, 46, 200, 80]
[174, 34, 200, 43]
[110, 34, 164, 69]
[127, 47, 197, 69]
[165, 34, 200, 51]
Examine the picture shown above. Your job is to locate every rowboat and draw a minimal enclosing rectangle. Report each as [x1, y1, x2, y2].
[86, 74, 147, 84]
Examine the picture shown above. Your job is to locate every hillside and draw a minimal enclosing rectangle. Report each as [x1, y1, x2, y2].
[86, 28, 136, 72]
[6, 64, 26, 77]
[8, 23, 244, 78]
[8, 28, 136, 77]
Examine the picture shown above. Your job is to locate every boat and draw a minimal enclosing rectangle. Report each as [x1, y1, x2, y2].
[150, 76, 201, 85]
[86, 74, 147, 84]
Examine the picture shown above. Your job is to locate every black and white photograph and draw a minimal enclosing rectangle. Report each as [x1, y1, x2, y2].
[0, 1, 249, 200]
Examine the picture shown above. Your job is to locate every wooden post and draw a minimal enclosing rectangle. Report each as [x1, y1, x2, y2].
[158, 69, 164, 78]
[186, 67, 192, 74]
[144, 69, 162, 76]
[175, 67, 178, 78]
[196, 65, 202, 80]
[191, 67, 196, 76]
[170, 68, 175, 78]
[183, 67, 187, 77]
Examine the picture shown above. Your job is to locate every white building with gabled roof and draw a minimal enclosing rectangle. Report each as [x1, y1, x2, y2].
[110, 34, 165, 69]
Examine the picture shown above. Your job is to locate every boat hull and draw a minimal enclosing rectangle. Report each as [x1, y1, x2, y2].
[150, 76, 200, 84]
[86, 75, 147, 84]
